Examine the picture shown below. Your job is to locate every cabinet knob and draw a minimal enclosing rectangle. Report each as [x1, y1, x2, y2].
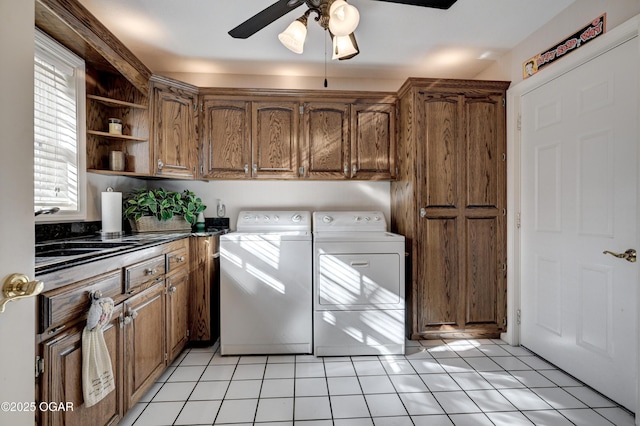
[352, 165, 358, 176]
[169, 285, 177, 294]
[157, 159, 164, 170]
[252, 164, 257, 174]
[145, 268, 158, 276]
[244, 164, 249, 175]
[174, 256, 185, 263]
[420, 208, 427, 218]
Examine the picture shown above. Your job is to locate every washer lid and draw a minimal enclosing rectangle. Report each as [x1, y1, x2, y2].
[236, 210, 311, 232]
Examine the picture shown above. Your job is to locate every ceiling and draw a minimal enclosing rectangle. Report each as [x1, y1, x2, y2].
[77, 0, 575, 81]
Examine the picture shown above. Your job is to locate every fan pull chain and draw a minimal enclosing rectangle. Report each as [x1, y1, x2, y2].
[324, 30, 328, 88]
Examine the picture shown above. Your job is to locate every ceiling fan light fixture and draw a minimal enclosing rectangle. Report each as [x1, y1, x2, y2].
[328, 0, 359, 36]
[278, 17, 308, 54]
[331, 32, 359, 60]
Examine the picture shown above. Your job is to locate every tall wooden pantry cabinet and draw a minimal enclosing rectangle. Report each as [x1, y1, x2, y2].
[391, 78, 510, 340]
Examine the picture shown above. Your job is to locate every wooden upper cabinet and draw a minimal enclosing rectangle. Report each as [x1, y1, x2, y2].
[300, 102, 350, 179]
[252, 101, 300, 179]
[201, 99, 251, 179]
[350, 103, 396, 180]
[150, 76, 198, 179]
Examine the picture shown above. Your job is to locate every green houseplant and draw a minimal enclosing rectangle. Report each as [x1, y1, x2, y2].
[123, 188, 206, 231]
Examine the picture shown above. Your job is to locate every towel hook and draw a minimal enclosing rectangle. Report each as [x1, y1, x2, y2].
[89, 290, 103, 301]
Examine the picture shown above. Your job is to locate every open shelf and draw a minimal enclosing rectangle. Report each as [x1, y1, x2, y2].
[87, 130, 147, 141]
[87, 94, 148, 110]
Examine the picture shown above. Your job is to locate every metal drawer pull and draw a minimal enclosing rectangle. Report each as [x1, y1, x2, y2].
[144, 268, 158, 276]
[350, 261, 370, 267]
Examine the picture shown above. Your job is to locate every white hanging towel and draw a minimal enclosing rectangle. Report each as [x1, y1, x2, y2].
[82, 296, 116, 408]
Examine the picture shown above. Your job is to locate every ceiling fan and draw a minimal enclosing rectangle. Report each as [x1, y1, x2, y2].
[228, 0, 458, 40]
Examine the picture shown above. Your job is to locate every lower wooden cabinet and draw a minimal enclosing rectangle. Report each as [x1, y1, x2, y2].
[123, 282, 166, 411]
[38, 305, 124, 426]
[166, 268, 190, 361]
[35, 238, 196, 426]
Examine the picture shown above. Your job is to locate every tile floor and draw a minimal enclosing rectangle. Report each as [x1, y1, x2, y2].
[120, 339, 635, 425]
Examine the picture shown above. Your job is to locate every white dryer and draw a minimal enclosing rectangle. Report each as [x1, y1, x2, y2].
[313, 211, 405, 356]
[220, 211, 312, 355]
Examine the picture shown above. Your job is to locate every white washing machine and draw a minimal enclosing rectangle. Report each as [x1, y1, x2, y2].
[220, 210, 312, 355]
[313, 211, 405, 356]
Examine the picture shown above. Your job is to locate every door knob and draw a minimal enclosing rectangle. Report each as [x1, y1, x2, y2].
[603, 249, 636, 263]
[0, 274, 44, 313]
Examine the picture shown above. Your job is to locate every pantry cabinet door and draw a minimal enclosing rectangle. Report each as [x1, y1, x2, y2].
[252, 101, 299, 179]
[416, 92, 506, 337]
[201, 99, 251, 179]
[300, 102, 350, 179]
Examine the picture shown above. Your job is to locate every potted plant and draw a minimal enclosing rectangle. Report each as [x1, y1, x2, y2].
[123, 188, 206, 232]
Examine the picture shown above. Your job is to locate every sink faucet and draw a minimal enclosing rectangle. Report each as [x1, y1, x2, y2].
[34, 207, 60, 216]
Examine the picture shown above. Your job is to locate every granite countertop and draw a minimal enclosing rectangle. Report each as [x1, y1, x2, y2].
[35, 230, 226, 275]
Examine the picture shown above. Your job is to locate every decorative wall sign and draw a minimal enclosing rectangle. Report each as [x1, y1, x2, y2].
[523, 14, 606, 79]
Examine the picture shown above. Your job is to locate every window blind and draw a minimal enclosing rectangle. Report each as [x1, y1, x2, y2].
[34, 28, 85, 217]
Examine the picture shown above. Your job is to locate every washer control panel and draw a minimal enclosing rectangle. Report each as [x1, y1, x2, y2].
[313, 211, 387, 232]
[237, 211, 311, 232]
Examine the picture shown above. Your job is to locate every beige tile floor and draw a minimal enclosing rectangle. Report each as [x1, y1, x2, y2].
[120, 339, 635, 425]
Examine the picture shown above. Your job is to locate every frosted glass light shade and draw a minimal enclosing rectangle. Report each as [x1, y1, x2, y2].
[329, 0, 359, 36]
[332, 33, 359, 60]
[278, 20, 307, 54]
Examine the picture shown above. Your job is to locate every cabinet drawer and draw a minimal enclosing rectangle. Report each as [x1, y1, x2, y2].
[40, 269, 122, 334]
[166, 246, 188, 274]
[125, 255, 165, 293]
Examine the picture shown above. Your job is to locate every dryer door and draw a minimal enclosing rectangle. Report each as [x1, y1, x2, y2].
[317, 252, 403, 309]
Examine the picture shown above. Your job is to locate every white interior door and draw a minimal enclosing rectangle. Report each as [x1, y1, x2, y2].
[0, 2, 37, 425]
[521, 36, 639, 411]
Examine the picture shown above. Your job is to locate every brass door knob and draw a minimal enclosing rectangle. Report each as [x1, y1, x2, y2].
[0, 274, 44, 313]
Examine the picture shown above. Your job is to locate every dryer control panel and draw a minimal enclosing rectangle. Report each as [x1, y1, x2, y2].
[313, 211, 387, 232]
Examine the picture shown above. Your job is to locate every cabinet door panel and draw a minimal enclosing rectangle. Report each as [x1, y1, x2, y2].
[351, 104, 395, 179]
[153, 84, 196, 178]
[252, 102, 299, 178]
[466, 217, 499, 324]
[40, 305, 123, 426]
[421, 95, 460, 208]
[301, 102, 349, 179]
[466, 96, 503, 208]
[124, 282, 165, 410]
[167, 269, 189, 361]
[202, 100, 250, 179]
[419, 218, 460, 330]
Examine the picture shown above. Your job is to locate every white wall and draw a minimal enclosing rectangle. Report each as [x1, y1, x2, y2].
[149, 180, 391, 230]
[86, 175, 391, 229]
[476, 0, 640, 84]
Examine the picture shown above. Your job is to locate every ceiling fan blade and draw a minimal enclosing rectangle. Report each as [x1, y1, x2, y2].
[371, 0, 457, 9]
[229, 0, 305, 39]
